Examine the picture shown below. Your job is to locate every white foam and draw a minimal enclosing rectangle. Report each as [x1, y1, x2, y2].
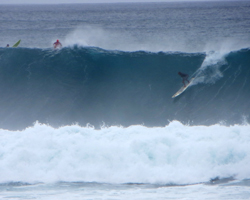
[0, 121, 249, 184]
[203, 38, 250, 55]
[191, 51, 228, 87]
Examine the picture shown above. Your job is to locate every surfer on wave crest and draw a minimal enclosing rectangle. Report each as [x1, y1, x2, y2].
[53, 39, 62, 49]
[178, 72, 190, 87]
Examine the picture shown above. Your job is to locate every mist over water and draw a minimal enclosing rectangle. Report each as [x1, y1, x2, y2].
[63, 25, 250, 54]
[1, 1, 250, 53]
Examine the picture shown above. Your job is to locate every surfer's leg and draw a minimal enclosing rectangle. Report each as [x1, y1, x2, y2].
[184, 76, 189, 84]
[182, 79, 186, 87]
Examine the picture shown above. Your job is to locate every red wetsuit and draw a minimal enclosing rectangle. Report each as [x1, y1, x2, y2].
[53, 40, 62, 49]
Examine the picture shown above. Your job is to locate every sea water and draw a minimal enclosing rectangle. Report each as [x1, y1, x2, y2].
[0, 1, 250, 200]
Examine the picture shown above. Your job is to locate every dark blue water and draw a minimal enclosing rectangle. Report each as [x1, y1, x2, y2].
[0, 1, 250, 130]
[0, 46, 249, 130]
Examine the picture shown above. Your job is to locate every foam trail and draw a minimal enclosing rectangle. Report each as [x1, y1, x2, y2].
[191, 51, 227, 86]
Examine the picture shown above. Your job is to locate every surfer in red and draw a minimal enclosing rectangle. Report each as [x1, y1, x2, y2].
[53, 39, 62, 49]
[178, 72, 189, 87]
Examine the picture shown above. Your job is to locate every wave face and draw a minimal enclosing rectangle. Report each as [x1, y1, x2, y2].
[0, 47, 249, 130]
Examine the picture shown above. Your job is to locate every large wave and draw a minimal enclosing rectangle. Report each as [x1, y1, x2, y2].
[0, 47, 249, 130]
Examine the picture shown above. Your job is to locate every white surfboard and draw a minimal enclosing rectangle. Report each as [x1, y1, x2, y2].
[172, 78, 194, 98]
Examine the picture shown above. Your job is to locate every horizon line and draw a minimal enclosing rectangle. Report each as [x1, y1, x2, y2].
[0, 0, 246, 5]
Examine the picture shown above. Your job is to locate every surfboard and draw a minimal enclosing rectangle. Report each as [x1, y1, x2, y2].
[172, 78, 194, 98]
[12, 40, 21, 47]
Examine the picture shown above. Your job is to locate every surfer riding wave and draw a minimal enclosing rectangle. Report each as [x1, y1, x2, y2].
[53, 39, 62, 49]
[178, 72, 190, 87]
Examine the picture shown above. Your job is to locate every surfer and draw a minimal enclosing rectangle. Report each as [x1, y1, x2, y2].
[6, 44, 9, 47]
[178, 72, 189, 87]
[53, 39, 62, 49]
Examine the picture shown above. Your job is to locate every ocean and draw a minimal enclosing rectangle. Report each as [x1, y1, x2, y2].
[0, 1, 250, 199]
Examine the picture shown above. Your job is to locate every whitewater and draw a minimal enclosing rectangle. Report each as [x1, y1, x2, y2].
[0, 1, 250, 200]
[1, 121, 250, 184]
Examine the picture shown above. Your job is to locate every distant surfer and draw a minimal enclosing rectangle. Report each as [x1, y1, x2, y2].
[53, 39, 62, 49]
[178, 72, 189, 87]
[6, 44, 9, 47]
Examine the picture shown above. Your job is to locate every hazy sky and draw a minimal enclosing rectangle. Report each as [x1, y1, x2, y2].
[0, 0, 235, 4]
